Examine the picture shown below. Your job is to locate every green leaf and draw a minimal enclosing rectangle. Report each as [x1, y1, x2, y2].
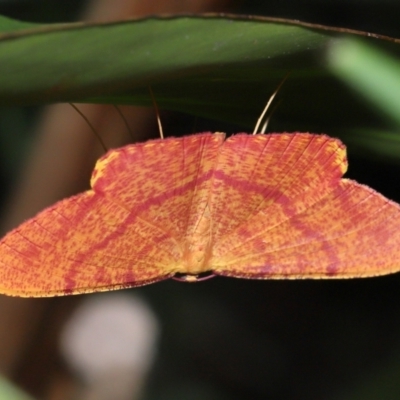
[0, 376, 34, 400]
[327, 38, 400, 161]
[0, 14, 400, 131]
[0, 15, 38, 33]
[328, 38, 400, 127]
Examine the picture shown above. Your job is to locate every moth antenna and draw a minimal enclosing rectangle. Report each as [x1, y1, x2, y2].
[112, 104, 135, 141]
[148, 86, 164, 139]
[260, 118, 269, 135]
[69, 103, 108, 152]
[260, 99, 282, 134]
[252, 72, 290, 135]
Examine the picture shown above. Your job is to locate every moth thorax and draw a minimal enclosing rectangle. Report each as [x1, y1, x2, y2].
[183, 240, 212, 275]
[182, 205, 212, 274]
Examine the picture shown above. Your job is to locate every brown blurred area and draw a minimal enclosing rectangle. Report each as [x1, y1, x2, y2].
[0, 0, 231, 398]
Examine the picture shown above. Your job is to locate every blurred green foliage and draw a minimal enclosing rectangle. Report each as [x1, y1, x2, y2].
[0, 376, 34, 400]
[328, 38, 400, 161]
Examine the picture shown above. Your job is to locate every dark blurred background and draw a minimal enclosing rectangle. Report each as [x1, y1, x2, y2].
[1, 1, 400, 400]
